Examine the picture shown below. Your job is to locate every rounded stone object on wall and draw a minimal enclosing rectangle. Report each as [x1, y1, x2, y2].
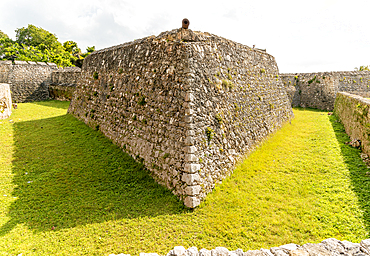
[182, 18, 190, 29]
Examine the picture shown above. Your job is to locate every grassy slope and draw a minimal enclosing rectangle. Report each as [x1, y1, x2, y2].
[0, 102, 369, 255]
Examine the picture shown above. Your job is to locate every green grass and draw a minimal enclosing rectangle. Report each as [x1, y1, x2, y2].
[0, 101, 369, 255]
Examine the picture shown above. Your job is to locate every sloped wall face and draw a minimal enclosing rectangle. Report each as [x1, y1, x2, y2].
[9, 61, 55, 102]
[68, 36, 192, 201]
[0, 61, 58, 102]
[68, 29, 294, 207]
[281, 71, 370, 110]
[51, 67, 81, 85]
[334, 92, 370, 156]
[49, 67, 81, 101]
[183, 39, 293, 204]
[0, 83, 12, 119]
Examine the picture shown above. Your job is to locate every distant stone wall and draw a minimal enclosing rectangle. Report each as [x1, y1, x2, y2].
[0, 61, 12, 83]
[0, 60, 58, 102]
[281, 71, 370, 110]
[51, 66, 81, 85]
[334, 92, 370, 156]
[68, 28, 293, 207]
[49, 67, 81, 101]
[0, 60, 80, 102]
[0, 83, 12, 120]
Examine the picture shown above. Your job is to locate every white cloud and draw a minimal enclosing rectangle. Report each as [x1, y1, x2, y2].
[1, 0, 369, 72]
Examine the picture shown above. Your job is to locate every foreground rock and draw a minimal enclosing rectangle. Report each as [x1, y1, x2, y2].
[109, 238, 370, 256]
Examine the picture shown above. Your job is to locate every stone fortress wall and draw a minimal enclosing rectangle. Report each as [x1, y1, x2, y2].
[68, 28, 294, 207]
[49, 67, 81, 101]
[281, 71, 370, 110]
[0, 60, 80, 102]
[2, 28, 370, 208]
[334, 92, 370, 157]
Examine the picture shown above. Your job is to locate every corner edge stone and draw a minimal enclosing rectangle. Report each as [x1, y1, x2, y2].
[184, 196, 200, 208]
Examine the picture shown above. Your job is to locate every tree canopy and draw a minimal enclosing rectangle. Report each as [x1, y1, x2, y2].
[0, 30, 8, 39]
[0, 24, 95, 67]
[355, 65, 370, 71]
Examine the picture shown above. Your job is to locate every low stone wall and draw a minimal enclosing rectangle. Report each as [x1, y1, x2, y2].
[51, 66, 81, 85]
[334, 92, 370, 156]
[68, 28, 293, 208]
[281, 71, 370, 111]
[110, 238, 370, 256]
[0, 83, 12, 119]
[0, 60, 58, 102]
[0, 61, 12, 83]
[49, 67, 81, 101]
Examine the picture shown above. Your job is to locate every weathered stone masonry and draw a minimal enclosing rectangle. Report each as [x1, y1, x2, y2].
[0, 83, 12, 120]
[49, 67, 81, 101]
[68, 28, 293, 208]
[0, 60, 80, 102]
[281, 71, 370, 110]
[334, 92, 370, 157]
[112, 238, 370, 256]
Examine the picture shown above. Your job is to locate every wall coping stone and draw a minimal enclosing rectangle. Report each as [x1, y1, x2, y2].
[13, 60, 28, 65]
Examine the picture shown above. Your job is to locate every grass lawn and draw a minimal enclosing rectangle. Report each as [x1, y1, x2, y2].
[0, 101, 369, 255]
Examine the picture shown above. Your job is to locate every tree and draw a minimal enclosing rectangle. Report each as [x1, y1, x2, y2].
[63, 40, 81, 56]
[355, 65, 370, 71]
[0, 30, 8, 39]
[0, 24, 96, 68]
[15, 25, 63, 53]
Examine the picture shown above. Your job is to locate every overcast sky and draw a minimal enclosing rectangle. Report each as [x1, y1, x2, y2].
[1, 0, 369, 73]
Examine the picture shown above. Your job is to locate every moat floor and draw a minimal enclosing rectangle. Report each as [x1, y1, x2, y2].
[0, 101, 369, 255]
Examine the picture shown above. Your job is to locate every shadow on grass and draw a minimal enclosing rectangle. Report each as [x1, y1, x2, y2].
[31, 100, 71, 109]
[329, 114, 370, 234]
[0, 113, 187, 235]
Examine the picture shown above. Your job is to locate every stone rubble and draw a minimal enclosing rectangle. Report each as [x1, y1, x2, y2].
[109, 238, 370, 256]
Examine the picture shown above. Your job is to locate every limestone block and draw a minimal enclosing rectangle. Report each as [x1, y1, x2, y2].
[186, 130, 195, 136]
[321, 238, 345, 254]
[184, 185, 201, 196]
[172, 246, 186, 256]
[211, 247, 229, 256]
[288, 250, 309, 256]
[185, 154, 197, 162]
[184, 196, 200, 208]
[185, 92, 194, 102]
[260, 249, 273, 256]
[339, 240, 361, 255]
[186, 247, 198, 256]
[360, 239, 370, 254]
[185, 136, 195, 145]
[199, 249, 211, 256]
[184, 116, 193, 123]
[230, 249, 244, 256]
[269, 248, 288, 256]
[182, 173, 200, 185]
[279, 244, 299, 251]
[301, 244, 331, 256]
[185, 146, 197, 154]
[0, 84, 12, 120]
[184, 163, 200, 173]
[243, 250, 266, 256]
